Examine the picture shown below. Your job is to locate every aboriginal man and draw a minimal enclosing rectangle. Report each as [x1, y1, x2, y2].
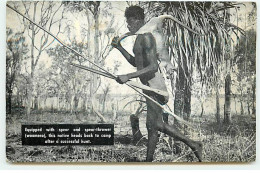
[111, 6, 202, 162]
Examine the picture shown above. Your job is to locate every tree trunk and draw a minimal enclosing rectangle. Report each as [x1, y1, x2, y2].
[102, 99, 106, 113]
[215, 85, 220, 124]
[234, 95, 238, 115]
[70, 95, 74, 114]
[90, 2, 100, 114]
[93, 3, 100, 91]
[85, 9, 91, 57]
[102, 88, 109, 113]
[34, 96, 38, 110]
[26, 78, 33, 119]
[57, 91, 60, 112]
[247, 88, 250, 115]
[252, 77, 256, 115]
[223, 74, 232, 124]
[240, 98, 244, 115]
[174, 68, 191, 119]
[200, 101, 204, 117]
[223, 8, 232, 125]
[82, 96, 87, 112]
[6, 83, 12, 114]
[7, 91, 12, 114]
[74, 96, 79, 112]
[112, 103, 117, 120]
[27, 2, 37, 119]
[174, 65, 191, 154]
[247, 102, 250, 115]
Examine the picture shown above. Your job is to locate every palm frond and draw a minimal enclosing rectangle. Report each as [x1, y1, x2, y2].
[142, 1, 239, 88]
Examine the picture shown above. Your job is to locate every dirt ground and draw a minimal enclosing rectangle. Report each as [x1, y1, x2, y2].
[6, 111, 256, 163]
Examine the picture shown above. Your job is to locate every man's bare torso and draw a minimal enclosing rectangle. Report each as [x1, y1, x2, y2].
[133, 33, 167, 94]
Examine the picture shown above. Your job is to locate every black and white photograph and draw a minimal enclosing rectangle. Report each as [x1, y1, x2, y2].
[5, 1, 256, 163]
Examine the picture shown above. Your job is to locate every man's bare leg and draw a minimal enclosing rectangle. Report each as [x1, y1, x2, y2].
[147, 99, 203, 162]
[158, 122, 203, 162]
[146, 125, 159, 161]
[146, 99, 160, 162]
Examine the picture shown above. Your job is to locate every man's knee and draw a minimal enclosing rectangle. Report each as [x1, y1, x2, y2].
[146, 117, 159, 131]
[146, 119, 154, 130]
[146, 118, 164, 132]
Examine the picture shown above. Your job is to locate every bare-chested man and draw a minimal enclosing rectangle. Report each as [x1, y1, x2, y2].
[112, 6, 202, 162]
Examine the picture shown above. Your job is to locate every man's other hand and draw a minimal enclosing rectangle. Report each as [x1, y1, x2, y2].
[116, 75, 129, 84]
[111, 36, 122, 49]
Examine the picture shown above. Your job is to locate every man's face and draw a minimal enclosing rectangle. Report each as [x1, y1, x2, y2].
[126, 17, 143, 34]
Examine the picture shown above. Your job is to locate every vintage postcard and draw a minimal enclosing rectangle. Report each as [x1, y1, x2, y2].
[6, 1, 256, 163]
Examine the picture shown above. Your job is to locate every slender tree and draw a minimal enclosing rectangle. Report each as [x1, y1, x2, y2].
[234, 29, 256, 116]
[223, 7, 233, 124]
[63, 1, 116, 117]
[47, 41, 91, 113]
[9, 1, 66, 118]
[6, 28, 28, 114]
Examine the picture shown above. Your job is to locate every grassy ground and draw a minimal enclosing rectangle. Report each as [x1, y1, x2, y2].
[6, 110, 256, 163]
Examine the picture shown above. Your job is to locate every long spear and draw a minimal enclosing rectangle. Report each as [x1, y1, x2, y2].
[70, 63, 169, 98]
[6, 4, 195, 128]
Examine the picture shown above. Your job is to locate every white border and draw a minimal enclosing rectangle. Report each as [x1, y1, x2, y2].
[1, 0, 259, 170]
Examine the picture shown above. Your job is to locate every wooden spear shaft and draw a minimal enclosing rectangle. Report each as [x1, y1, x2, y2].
[70, 63, 194, 127]
[7, 4, 194, 128]
[70, 63, 169, 98]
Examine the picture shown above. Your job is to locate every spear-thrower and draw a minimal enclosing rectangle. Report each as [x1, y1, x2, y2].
[6, 4, 194, 128]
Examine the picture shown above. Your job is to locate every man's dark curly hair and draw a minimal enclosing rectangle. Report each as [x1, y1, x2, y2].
[125, 6, 145, 20]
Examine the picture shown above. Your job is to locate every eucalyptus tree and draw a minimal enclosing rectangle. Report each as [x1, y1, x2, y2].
[47, 41, 91, 114]
[63, 1, 116, 95]
[234, 28, 256, 116]
[62, 2, 117, 118]
[8, 1, 66, 118]
[235, 2, 256, 116]
[6, 28, 28, 114]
